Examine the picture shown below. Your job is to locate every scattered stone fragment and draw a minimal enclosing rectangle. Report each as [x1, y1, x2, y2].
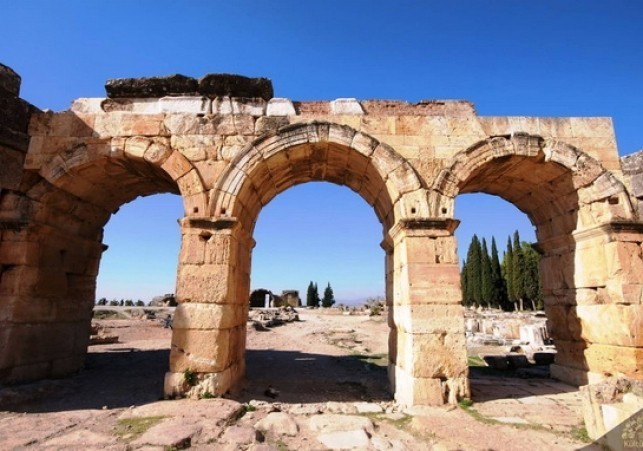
[318, 429, 371, 450]
[254, 412, 299, 437]
[309, 414, 375, 435]
[218, 425, 259, 446]
[131, 418, 199, 448]
[354, 402, 384, 414]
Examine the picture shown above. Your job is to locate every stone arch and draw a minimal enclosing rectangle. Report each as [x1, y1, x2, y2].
[210, 121, 430, 234]
[430, 133, 641, 385]
[36, 136, 208, 217]
[0, 136, 208, 384]
[431, 133, 634, 238]
[166, 122, 467, 406]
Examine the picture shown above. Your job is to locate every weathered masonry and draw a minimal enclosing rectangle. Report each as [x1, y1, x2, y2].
[1, 65, 642, 406]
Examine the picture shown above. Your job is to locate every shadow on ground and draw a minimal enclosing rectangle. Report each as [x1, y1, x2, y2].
[1, 347, 391, 414]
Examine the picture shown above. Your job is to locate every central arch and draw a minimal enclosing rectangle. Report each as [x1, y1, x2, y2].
[166, 122, 470, 405]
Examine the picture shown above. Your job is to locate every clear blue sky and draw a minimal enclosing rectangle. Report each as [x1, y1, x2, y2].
[2, 1, 641, 303]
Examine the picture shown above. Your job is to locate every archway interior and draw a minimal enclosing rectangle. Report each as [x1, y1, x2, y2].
[227, 140, 395, 235]
[250, 181, 384, 304]
[97, 192, 183, 303]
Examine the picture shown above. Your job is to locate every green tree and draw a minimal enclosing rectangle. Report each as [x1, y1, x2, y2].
[460, 259, 468, 306]
[504, 236, 515, 305]
[490, 238, 509, 310]
[306, 281, 321, 307]
[521, 243, 543, 310]
[480, 238, 492, 307]
[464, 235, 482, 306]
[322, 283, 335, 307]
[512, 231, 525, 310]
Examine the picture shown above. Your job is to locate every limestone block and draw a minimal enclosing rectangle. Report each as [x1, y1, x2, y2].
[255, 116, 289, 134]
[70, 98, 105, 113]
[178, 233, 206, 265]
[393, 304, 464, 334]
[576, 304, 643, 346]
[0, 322, 84, 368]
[101, 98, 162, 113]
[537, 118, 573, 138]
[172, 303, 243, 330]
[93, 113, 166, 137]
[0, 265, 67, 297]
[551, 339, 588, 371]
[170, 135, 219, 161]
[266, 98, 296, 117]
[330, 98, 364, 115]
[574, 241, 608, 289]
[570, 117, 615, 138]
[170, 328, 231, 372]
[604, 241, 643, 286]
[393, 365, 444, 406]
[545, 305, 583, 342]
[159, 96, 211, 114]
[584, 343, 643, 377]
[407, 333, 468, 378]
[161, 150, 193, 180]
[230, 98, 266, 116]
[211, 97, 233, 115]
[176, 263, 232, 304]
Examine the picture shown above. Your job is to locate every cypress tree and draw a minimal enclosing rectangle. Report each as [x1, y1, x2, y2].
[322, 282, 335, 307]
[466, 235, 483, 306]
[461, 259, 469, 306]
[306, 281, 317, 307]
[512, 231, 525, 310]
[522, 243, 543, 310]
[490, 237, 508, 310]
[480, 238, 492, 307]
[504, 236, 514, 306]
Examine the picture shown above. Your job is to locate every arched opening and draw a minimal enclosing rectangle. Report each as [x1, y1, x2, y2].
[243, 181, 388, 402]
[435, 133, 638, 388]
[166, 122, 467, 406]
[0, 135, 206, 392]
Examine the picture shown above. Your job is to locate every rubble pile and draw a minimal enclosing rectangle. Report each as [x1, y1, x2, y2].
[248, 306, 299, 330]
[465, 308, 556, 369]
[88, 323, 118, 345]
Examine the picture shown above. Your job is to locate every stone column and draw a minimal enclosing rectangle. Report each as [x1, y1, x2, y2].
[549, 222, 643, 385]
[164, 217, 252, 398]
[387, 218, 469, 406]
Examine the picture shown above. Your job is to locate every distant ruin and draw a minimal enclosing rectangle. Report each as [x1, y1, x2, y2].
[1, 64, 641, 406]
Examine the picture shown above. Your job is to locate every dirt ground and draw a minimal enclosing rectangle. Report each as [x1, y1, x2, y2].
[0, 309, 600, 450]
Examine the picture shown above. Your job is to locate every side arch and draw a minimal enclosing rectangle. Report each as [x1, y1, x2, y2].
[36, 136, 208, 217]
[210, 121, 430, 234]
[430, 133, 635, 240]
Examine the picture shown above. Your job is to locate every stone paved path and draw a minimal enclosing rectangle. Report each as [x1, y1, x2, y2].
[0, 311, 599, 450]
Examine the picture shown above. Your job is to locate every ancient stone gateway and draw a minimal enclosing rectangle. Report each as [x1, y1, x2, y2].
[1, 67, 642, 406]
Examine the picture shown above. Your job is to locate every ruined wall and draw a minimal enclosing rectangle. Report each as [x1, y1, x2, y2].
[1, 68, 641, 405]
[621, 150, 643, 218]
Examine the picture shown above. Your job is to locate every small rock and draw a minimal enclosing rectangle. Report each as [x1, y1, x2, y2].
[219, 425, 258, 445]
[309, 414, 374, 435]
[326, 401, 358, 414]
[318, 430, 371, 450]
[354, 402, 384, 414]
[255, 412, 299, 437]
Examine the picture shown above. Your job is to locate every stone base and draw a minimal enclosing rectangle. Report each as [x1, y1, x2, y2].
[550, 364, 609, 386]
[164, 362, 244, 399]
[389, 364, 469, 406]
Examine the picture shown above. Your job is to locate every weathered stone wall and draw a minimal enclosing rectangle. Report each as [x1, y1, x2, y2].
[1, 68, 641, 405]
[621, 150, 643, 218]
